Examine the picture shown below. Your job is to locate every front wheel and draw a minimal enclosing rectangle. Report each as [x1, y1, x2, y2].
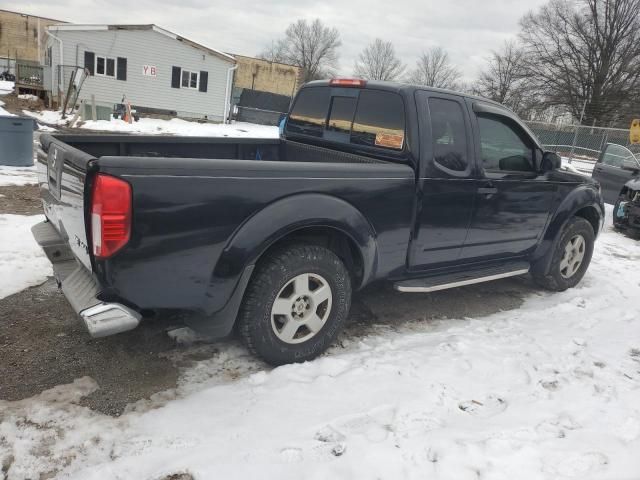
[237, 244, 352, 365]
[532, 217, 595, 291]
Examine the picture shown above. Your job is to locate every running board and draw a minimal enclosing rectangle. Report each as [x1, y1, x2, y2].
[394, 262, 530, 293]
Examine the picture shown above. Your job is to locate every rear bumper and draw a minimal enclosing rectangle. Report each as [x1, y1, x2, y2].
[31, 221, 141, 337]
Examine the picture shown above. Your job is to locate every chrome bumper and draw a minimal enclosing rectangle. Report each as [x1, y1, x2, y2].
[31, 221, 140, 337]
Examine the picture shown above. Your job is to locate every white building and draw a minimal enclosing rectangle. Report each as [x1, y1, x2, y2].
[44, 24, 237, 121]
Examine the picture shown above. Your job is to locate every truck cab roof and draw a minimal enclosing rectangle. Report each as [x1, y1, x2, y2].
[304, 79, 508, 111]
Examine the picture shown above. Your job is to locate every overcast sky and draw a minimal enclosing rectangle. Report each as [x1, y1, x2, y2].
[9, 0, 549, 81]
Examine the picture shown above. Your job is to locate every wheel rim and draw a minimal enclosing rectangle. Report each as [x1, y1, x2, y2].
[270, 273, 333, 344]
[559, 234, 586, 279]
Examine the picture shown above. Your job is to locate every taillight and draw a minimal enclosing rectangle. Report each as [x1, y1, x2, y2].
[329, 78, 367, 87]
[91, 174, 132, 259]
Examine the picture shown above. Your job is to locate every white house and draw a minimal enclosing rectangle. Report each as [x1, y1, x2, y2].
[44, 24, 237, 121]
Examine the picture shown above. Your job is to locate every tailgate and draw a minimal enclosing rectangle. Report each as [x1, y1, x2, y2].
[38, 134, 95, 270]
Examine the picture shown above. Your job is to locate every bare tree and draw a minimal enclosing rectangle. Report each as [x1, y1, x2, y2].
[260, 19, 341, 82]
[258, 40, 287, 64]
[519, 0, 640, 126]
[353, 38, 405, 81]
[474, 41, 534, 115]
[407, 47, 462, 90]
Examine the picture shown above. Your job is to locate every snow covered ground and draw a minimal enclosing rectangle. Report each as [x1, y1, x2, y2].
[562, 157, 596, 175]
[0, 99, 15, 117]
[23, 109, 279, 137]
[0, 80, 13, 95]
[0, 166, 37, 186]
[0, 214, 51, 299]
[1, 183, 639, 480]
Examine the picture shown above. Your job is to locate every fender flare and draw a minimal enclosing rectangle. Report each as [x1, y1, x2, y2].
[531, 185, 603, 275]
[202, 193, 379, 317]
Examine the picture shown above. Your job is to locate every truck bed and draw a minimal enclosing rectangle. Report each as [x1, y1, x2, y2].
[47, 134, 386, 164]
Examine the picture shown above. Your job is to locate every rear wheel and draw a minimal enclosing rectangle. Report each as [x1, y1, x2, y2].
[532, 217, 594, 291]
[238, 244, 351, 365]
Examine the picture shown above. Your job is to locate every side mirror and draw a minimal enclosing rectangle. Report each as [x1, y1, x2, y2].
[622, 158, 640, 173]
[541, 151, 562, 172]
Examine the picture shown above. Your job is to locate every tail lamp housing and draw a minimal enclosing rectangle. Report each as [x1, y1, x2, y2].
[91, 174, 132, 259]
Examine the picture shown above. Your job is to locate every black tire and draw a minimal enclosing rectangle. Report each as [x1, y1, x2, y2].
[532, 217, 595, 292]
[237, 244, 352, 366]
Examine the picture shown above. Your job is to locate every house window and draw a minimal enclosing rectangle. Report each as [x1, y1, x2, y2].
[96, 56, 116, 78]
[181, 70, 199, 89]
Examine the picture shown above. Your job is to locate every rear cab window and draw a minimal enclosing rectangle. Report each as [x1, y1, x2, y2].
[286, 87, 330, 138]
[286, 86, 406, 157]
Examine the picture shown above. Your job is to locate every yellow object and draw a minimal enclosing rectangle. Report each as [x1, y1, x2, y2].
[630, 119, 640, 144]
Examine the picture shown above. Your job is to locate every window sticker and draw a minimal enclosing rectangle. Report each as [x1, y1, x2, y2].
[375, 132, 404, 149]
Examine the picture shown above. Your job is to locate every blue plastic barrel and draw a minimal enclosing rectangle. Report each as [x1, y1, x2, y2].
[0, 116, 34, 166]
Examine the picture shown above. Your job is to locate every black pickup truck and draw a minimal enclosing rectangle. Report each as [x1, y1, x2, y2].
[33, 79, 605, 365]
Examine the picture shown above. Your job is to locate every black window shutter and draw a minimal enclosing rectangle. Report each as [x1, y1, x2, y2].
[171, 66, 181, 88]
[84, 51, 95, 75]
[199, 71, 208, 92]
[116, 57, 127, 81]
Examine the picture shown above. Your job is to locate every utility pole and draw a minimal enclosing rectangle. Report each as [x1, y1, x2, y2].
[568, 98, 588, 164]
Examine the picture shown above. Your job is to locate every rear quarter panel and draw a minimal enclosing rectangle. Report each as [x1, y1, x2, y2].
[95, 157, 415, 313]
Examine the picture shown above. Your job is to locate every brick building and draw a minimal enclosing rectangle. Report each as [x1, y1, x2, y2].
[232, 55, 301, 98]
[0, 9, 65, 63]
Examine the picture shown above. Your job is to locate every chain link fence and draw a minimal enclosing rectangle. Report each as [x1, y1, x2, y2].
[0, 57, 16, 76]
[525, 120, 632, 174]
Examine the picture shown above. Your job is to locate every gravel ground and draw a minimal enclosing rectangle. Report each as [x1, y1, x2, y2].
[0, 181, 533, 416]
[0, 185, 41, 215]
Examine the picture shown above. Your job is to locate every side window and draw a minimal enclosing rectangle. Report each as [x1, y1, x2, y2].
[327, 96, 356, 134]
[428, 98, 468, 172]
[477, 115, 534, 172]
[601, 144, 631, 168]
[287, 87, 330, 138]
[351, 90, 405, 150]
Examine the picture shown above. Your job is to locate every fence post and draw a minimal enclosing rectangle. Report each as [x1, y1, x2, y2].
[568, 124, 579, 163]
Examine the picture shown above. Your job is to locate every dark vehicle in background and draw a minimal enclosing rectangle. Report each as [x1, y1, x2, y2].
[592, 143, 640, 204]
[33, 79, 604, 365]
[591, 142, 640, 234]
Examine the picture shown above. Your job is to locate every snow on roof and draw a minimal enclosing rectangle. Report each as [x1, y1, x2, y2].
[48, 24, 236, 64]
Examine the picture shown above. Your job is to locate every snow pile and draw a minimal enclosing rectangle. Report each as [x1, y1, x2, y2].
[1, 208, 639, 479]
[0, 80, 13, 95]
[17, 94, 38, 102]
[0, 214, 51, 300]
[0, 166, 37, 186]
[22, 109, 65, 126]
[24, 109, 279, 138]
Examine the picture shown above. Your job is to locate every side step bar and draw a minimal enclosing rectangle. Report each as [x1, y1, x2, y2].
[394, 262, 530, 293]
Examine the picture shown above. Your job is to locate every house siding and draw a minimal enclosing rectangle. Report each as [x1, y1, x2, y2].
[47, 27, 234, 121]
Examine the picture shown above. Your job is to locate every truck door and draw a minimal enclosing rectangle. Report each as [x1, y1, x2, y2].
[408, 91, 476, 270]
[459, 102, 556, 262]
